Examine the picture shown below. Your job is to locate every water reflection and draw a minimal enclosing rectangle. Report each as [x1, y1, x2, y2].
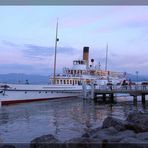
[0, 97, 148, 143]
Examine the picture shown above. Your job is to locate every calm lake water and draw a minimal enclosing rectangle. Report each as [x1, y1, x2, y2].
[0, 96, 148, 144]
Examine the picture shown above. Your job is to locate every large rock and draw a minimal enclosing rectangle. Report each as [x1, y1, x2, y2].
[30, 134, 61, 148]
[81, 127, 101, 138]
[91, 127, 118, 139]
[107, 130, 136, 143]
[102, 116, 126, 131]
[126, 112, 148, 133]
[136, 132, 148, 141]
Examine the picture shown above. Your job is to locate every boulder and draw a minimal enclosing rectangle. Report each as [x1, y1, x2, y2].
[126, 112, 148, 133]
[102, 116, 126, 131]
[91, 127, 118, 139]
[136, 132, 148, 141]
[107, 130, 136, 143]
[81, 127, 101, 138]
[30, 134, 61, 148]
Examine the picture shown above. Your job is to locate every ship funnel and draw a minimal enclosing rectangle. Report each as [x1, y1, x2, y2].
[83, 46, 89, 67]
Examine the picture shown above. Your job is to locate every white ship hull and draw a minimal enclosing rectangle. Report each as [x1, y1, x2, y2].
[0, 84, 82, 105]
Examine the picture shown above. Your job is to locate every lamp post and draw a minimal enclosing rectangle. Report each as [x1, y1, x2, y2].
[136, 71, 139, 84]
[136, 71, 139, 90]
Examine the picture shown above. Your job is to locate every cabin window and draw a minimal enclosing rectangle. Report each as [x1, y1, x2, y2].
[64, 80, 66, 84]
[60, 80, 62, 84]
[70, 80, 72, 84]
[75, 80, 78, 84]
[78, 81, 82, 85]
[67, 80, 69, 84]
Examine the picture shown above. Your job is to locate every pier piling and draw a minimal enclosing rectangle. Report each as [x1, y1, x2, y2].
[91, 83, 95, 100]
[82, 84, 87, 99]
[110, 93, 114, 103]
[142, 94, 146, 104]
[103, 94, 106, 102]
[133, 95, 137, 105]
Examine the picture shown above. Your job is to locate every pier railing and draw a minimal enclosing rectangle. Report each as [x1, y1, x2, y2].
[95, 84, 148, 91]
[83, 83, 148, 103]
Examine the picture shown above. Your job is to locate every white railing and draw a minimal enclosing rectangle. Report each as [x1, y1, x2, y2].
[95, 84, 148, 91]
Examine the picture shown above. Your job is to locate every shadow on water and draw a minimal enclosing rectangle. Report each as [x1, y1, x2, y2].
[0, 97, 148, 143]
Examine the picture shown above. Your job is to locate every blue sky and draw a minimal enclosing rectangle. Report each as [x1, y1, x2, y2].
[0, 6, 148, 75]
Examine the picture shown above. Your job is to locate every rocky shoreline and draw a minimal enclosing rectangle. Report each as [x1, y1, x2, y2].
[30, 112, 148, 148]
[1, 112, 148, 148]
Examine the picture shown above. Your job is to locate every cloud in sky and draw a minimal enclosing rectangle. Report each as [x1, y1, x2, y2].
[0, 6, 148, 75]
[23, 44, 76, 57]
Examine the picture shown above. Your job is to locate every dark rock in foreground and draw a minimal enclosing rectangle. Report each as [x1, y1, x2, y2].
[125, 112, 148, 133]
[30, 134, 61, 148]
[102, 116, 126, 131]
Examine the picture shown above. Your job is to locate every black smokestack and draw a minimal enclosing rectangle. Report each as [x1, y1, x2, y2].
[83, 47, 89, 67]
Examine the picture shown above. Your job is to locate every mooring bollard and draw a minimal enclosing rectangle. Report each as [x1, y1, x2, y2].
[82, 83, 87, 99]
[91, 83, 95, 100]
[133, 95, 137, 106]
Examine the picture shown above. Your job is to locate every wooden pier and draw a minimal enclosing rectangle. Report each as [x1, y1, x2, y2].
[82, 83, 148, 104]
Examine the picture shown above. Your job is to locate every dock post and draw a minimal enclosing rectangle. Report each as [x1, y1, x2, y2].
[110, 93, 114, 103]
[142, 94, 146, 104]
[94, 93, 98, 102]
[82, 83, 87, 99]
[91, 83, 95, 100]
[133, 95, 137, 105]
[103, 94, 106, 102]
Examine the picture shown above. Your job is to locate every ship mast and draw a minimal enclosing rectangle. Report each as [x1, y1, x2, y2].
[53, 19, 59, 84]
[105, 43, 108, 71]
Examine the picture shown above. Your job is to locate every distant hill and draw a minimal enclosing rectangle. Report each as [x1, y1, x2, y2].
[0, 73, 148, 84]
[0, 73, 49, 84]
[127, 73, 148, 82]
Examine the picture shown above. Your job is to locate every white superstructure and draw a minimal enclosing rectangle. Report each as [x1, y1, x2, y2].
[49, 47, 125, 86]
